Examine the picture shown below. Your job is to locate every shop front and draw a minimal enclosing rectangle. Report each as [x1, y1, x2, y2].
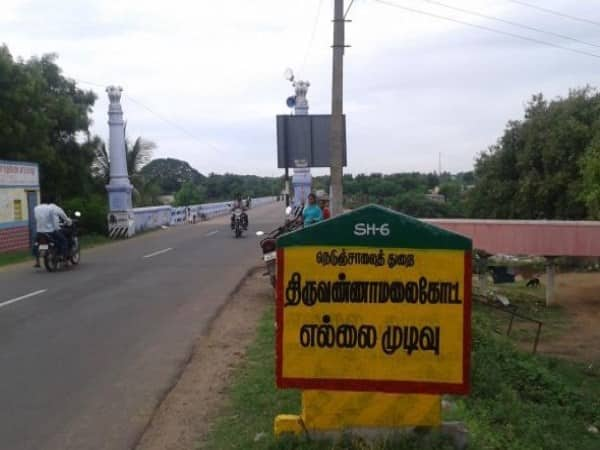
[0, 160, 40, 253]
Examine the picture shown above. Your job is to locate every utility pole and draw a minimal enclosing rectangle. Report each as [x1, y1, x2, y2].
[329, 0, 345, 216]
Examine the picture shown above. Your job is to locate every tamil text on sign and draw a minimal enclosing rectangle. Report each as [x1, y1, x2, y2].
[276, 205, 472, 395]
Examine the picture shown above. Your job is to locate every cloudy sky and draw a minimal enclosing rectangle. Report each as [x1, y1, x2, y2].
[2, 0, 599, 176]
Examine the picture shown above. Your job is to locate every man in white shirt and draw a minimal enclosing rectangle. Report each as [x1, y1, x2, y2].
[34, 202, 71, 267]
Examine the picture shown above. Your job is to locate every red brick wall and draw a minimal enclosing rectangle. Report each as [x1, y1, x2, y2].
[0, 226, 30, 253]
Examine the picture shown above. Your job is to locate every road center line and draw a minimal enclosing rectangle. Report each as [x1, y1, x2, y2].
[143, 248, 173, 259]
[205, 230, 219, 236]
[0, 289, 47, 310]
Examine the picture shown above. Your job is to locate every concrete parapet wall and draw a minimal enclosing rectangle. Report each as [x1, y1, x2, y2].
[132, 206, 172, 233]
[133, 196, 278, 232]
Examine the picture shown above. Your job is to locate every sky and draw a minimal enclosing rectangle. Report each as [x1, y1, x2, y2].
[2, 0, 600, 176]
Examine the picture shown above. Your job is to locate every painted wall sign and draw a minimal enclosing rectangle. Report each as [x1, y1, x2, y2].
[0, 160, 40, 187]
[276, 204, 472, 395]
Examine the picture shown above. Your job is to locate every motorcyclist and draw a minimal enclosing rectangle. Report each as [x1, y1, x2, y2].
[34, 202, 71, 266]
[230, 194, 249, 230]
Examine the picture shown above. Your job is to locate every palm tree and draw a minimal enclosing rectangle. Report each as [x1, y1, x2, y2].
[91, 141, 110, 183]
[126, 137, 156, 175]
[92, 137, 156, 183]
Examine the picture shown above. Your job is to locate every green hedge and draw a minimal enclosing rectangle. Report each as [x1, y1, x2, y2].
[63, 194, 108, 236]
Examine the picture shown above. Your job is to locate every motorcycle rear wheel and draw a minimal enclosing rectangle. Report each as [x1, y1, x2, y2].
[43, 249, 59, 272]
[70, 239, 81, 265]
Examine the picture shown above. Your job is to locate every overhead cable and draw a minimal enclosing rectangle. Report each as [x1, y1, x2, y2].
[373, 0, 600, 60]
[417, 0, 600, 49]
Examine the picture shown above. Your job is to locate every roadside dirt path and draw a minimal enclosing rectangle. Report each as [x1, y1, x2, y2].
[135, 269, 272, 450]
[538, 272, 600, 364]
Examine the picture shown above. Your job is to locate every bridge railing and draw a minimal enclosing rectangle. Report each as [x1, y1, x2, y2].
[132, 206, 171, 233]
[132, 196, 278, 232]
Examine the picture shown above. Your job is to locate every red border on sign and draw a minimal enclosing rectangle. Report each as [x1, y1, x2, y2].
[462, 251, 472, 394]
[275, 249, 472, 395]
[275, 247, 285, 385]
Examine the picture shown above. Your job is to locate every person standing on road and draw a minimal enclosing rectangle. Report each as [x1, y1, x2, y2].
[302, 193, 323, 226]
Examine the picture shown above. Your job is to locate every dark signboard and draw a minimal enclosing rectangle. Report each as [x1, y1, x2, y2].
[276, 115, 347, 169]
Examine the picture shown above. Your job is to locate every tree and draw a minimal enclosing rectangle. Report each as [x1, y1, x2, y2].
[174, 181, 206, 206]
[469, 88, 599, 219]
[136, 180, 162, 207]
[92, 136, 156, 184]
[92, 136, 157, 207]
[0, 46, 99, 202]
[392, 193, 451, 218]
[579, 136, 600, 219]
[141, 158, 204, 194]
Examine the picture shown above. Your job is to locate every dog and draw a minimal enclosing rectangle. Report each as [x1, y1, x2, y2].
[526, 278, 540, 288]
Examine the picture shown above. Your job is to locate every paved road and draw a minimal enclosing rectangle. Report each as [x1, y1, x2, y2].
[0, 201, 285, 450]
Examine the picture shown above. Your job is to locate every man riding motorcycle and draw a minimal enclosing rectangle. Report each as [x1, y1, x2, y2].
[230, 194, 249, 230]
[34, 202, 71, 268]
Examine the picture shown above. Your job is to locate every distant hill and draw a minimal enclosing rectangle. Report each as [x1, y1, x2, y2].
[141, 158, 205, 194]
[141, 158, 282, 201]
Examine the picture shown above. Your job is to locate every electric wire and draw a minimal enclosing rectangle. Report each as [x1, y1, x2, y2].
[299, 0, 325, 77]
[73, 79, 221, 152]
[345, 0, 356, 19]
[506, 0, 600, 29]
[373, 0, 600, 59]
[73, 79, 105, 88]
[416, 0, 600, 49]
[123, 95, 221, 152]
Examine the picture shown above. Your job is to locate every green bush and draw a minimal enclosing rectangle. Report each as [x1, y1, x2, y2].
[63, 194, 108, 236]
[458, 310, 600, 450]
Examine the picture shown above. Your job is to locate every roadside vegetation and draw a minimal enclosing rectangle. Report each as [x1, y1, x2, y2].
[0, 233, 112, 268]
[0, 249, 30, 268]
[474, 277, 567, 344]
[203, 302, 599, 450]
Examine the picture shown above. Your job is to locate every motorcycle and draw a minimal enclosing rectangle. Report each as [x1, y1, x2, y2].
[35, 211, 81, 272]
[256, 206, 302, 287]
[232, 207, 244, 238]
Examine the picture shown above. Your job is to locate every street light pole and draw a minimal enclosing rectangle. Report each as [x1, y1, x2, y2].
[330, 0, 345, 216]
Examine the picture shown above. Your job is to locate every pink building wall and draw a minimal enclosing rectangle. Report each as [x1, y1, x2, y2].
[424, 219, 600, 257]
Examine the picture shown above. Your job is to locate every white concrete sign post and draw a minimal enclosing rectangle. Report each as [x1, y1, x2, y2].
[105, 86, 135, 238]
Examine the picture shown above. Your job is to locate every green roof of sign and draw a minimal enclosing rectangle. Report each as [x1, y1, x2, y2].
[278, 204, 472, 250]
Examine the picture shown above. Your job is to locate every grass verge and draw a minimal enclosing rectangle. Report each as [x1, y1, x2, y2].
[204, 305, 600, 450]
[0, 249, 31, 267]
[0, 233, 113, 268]
[474, 278, 568, 347]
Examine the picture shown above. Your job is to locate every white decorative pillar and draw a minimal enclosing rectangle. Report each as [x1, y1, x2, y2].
[293, 80, 310, 115]
[292, 80, 312, 206]
[105, 86, 135, 238]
